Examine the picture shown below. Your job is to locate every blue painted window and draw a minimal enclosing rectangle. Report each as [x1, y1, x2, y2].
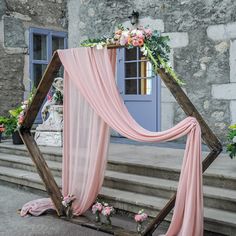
[117, 47, 161, 131]
[29, 28, 67, 89]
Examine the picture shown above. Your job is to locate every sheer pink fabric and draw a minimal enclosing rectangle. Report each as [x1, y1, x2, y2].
[21, 47, 203, 236]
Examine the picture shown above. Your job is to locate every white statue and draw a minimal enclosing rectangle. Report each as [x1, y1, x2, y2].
[41, 77, 64, 122]
[35, 77, 64, 147]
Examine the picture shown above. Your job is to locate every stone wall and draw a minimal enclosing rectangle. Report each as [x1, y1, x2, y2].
[68, 0, 236, 143]
[0, 0, 67, 116]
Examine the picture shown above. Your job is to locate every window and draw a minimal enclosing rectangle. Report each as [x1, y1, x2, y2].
[117, 47, 161, 132]
[29, 28, 67, 89]
[124, 47, 154, 95]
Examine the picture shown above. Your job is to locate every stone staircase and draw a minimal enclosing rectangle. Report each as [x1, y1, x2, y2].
[0, 140, 236, 235]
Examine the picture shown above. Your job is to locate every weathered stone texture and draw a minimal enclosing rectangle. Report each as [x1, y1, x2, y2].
[68, 0, 236, 142]
[5, 0, 67, 28]
[4, 16, 26, 48]
[0, 45, 24, 115]
[0, 0, 6, 18]
[0, 0, 67, 116]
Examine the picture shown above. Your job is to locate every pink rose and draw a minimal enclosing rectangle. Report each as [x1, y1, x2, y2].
[142, 213, 148, 220]
[135, 214, 143, 222]
[144, 28, 152, 38]
[132, 39, 139, 47]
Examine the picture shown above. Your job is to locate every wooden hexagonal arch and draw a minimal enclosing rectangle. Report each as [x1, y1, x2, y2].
[19, 48, 222, 236]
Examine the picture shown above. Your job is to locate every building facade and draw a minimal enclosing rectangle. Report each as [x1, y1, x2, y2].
[1, 0, 236, 143]
[0, 0, 67, 115]
[67, 0, 236, 143]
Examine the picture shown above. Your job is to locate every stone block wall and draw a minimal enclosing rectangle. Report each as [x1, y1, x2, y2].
[68, 0, 236, 143]
[0, 0, 67, 116]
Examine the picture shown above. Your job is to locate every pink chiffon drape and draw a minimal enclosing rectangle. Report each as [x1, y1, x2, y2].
[58, 48, 203, 236]
[21, 47, 203, 236]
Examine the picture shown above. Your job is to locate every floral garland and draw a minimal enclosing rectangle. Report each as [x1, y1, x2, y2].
[81, 24, 184, 85]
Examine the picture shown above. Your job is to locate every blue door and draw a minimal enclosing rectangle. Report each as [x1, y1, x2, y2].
[117, 48, 161, 131]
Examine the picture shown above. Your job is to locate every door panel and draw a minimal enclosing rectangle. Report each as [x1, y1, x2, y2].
[117, 48, 160, 132]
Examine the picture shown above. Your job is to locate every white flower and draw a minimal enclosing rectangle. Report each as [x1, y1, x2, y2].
[140, 46, 148, 56]
[131, 29, 137, 36]
[233, 136, 236, 143]
[21, 105, 27, 110]
[96, 43, 104, 50]
[62, 200, 67, 207]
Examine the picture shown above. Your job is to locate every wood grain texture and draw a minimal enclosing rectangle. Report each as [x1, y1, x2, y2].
[21, 51, 62, 131]
[19, 130, 65, 216]
[142, 69, 222, 236]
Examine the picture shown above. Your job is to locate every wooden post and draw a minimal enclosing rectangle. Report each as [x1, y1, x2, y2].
[19, 51, 64, 216]
[142, 69, 222, 236]
[19, 130, 65, 216]
[142, 149, 222, 236]
[21, 52, 62, 130]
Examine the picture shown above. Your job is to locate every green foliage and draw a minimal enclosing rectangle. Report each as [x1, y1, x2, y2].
[227, 125, 236, 159]
[9, 106, 23, 118]
[0, 116, 8, 125]
[4, 116, 17, 136]
[80, 37, 107, 47]
[54, 90, 63, 104]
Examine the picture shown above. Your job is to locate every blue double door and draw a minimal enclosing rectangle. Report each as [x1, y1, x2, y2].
[117, 48, 160, 132]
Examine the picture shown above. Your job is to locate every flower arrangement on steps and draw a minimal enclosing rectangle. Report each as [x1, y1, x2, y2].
[81, 24, 185, 85]
[227, 124, 236, 158]
[62, 194, 76, 218]
[134, 209, 148, 234]
[0, 89, 35, 144]
[92, 201, 115, 226]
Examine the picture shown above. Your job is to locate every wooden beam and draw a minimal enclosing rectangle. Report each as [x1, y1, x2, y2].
[21, 51, 62, 131]
[142, 148, 222, 236]
[19, 130, 65, 216]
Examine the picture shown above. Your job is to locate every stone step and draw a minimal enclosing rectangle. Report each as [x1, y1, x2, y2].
[0, 165, 61, 191]
[0, 153, 62, 177]
[100, 187, 236, 236]
[104, 170, 236, 213]
[0, 142, 62, 162]
[1, 141, 236, 191]
[0, 165, 235, 235]
[1, 153, 235, 213]
[107, 158, 236, 191]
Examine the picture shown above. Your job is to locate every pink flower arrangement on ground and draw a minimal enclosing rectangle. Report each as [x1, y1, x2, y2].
[101, 203, 115, 217]
[62, 194, 76, 208]
[134, 209, 148, 223]
[91, 201, 115, 224]
[0, 125, 5, 132]
[92, 202, 103, 214]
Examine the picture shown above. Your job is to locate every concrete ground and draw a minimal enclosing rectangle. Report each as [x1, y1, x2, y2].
[0, 184, 109, 236]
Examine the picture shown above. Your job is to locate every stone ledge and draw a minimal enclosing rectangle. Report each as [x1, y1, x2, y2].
[230, 40, 236, 83]
[122, 17, 164, 32]
[230, 101, 236, 124]
[207, 22, 236, 41]
[212, 83, 236, 100]
[163, 32, 189, 48]
[4, 47, 28, 54]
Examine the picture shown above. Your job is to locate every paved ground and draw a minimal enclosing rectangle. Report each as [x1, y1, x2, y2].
[0, 184, 109, 236]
